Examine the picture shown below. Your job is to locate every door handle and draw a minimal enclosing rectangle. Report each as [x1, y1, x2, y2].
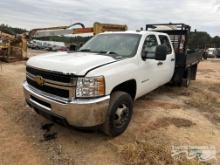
[157, 62, 163, 66]
[171, 58, 175, 62]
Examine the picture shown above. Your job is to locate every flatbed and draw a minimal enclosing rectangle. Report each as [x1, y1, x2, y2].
[146, 23, 203, 86]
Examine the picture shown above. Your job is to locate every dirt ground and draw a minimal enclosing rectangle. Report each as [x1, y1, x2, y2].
[0, 50, 220, 165]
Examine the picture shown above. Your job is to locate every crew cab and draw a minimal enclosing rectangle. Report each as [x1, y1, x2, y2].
[23, 23, 202, 136]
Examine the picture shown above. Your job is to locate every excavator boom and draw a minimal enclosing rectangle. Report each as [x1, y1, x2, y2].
[30, 22, 127, 38]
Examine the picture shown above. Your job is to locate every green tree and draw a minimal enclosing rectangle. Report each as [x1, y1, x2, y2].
[36, 36, 92, 44]
[0, 24, 27, 35]
[211, 36, 220, 48]
[188, 32, 212, 49]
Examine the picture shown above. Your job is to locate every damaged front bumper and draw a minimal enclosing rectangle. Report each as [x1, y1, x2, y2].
[23, 81, 110, 127]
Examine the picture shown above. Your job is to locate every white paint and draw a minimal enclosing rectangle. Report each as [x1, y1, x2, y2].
[27, 51, 116, 75]
[27, 31, 175, 100]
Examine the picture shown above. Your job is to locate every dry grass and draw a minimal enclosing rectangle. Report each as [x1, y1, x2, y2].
[184, 84, 220, 125]
[185, 88, 218, 112]
[151, 117, 195, 128]
[118, 117, 197, 165]
[142, 100, 181, 109]
[118, 140, 200, 165]
[204, 113, 220, 125]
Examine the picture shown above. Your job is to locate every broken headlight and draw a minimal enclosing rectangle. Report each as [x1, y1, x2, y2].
[76, 76, 105, 98]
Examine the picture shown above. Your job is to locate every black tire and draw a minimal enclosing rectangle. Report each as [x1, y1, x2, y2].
[102, 91, 133, 137]
[182, 68, 191, 87]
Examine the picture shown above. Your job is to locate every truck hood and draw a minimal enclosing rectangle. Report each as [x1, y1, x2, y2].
[27, 52, 117, 76]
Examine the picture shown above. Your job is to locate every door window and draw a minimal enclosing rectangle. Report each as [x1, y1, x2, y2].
[159, 35, 172, 54]
[142, 35, 158, 59]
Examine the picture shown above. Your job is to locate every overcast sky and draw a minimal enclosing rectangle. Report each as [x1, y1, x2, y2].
[0, 0, 220, 36]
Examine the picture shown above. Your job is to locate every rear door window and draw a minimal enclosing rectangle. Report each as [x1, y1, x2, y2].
[159, 35, 172, 54]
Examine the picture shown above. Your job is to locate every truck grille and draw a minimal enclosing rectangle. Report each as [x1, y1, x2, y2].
[26, 66, 76, 100]
[26, 66, 73, 83]
[27, 77, 70, 98]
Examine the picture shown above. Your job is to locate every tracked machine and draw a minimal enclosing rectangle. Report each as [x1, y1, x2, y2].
[0, 31, 28, 62]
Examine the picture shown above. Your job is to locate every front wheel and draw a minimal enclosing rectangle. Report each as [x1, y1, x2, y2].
[102, 91, 133, 137]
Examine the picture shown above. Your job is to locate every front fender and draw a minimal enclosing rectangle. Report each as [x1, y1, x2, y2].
[86, 58, 140, 96]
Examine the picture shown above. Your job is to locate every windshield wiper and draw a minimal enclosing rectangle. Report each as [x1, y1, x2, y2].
[97, 50, 118, 55]
[79, 49, 91, 52]
[79, 49, 123, 59]
[97, 50, 123, 59]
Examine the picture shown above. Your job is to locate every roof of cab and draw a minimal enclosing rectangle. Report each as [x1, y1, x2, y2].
[102, 30, 168, 36]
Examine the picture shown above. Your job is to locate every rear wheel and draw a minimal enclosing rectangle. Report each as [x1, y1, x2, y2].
[182, 68, 191, 87]
[102, 91, 133, 137]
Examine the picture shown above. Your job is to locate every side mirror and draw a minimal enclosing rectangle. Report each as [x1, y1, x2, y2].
[155, 45, 167, 61]
[141, 50, 148, 60]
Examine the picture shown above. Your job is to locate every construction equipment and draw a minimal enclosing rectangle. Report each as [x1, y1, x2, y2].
[29, 22, 128, 38]
[0, 22, 126, 62]
[0, 31, 28, 62]
[29, 22, 127, 51]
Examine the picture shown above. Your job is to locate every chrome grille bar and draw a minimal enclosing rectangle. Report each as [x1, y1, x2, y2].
[26, 67, 77, 101]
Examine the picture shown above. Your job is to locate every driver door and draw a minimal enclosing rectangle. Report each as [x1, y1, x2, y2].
[138, 34, 161, 97]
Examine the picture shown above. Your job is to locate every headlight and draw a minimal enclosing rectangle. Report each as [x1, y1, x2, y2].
[76, 76, 105, 98]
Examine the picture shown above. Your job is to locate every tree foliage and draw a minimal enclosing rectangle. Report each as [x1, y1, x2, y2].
[211, 36, 220, 48]
[0, 24, 27, 35]
[36, 36, 92, 44]
[188, 32, 220, 49]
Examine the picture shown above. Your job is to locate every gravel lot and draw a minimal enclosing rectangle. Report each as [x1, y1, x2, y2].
[0, 50, 220, 165]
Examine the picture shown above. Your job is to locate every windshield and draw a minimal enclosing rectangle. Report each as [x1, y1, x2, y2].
[79, 33, 141, 58]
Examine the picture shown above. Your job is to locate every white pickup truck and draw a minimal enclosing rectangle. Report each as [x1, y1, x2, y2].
[23, 23, 202, 136]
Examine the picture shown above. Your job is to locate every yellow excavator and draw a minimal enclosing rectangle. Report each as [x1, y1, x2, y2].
[29, 22, 128, 50]
[0, 31, 28, 62]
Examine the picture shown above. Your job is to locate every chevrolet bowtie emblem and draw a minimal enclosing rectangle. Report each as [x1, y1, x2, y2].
[34, 76, 45, 86]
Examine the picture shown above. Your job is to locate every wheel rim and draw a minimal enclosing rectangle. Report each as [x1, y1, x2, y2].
[186, 78, 190, 86]
[186, 70, 191, 86]
[113, 104, 129, 128]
